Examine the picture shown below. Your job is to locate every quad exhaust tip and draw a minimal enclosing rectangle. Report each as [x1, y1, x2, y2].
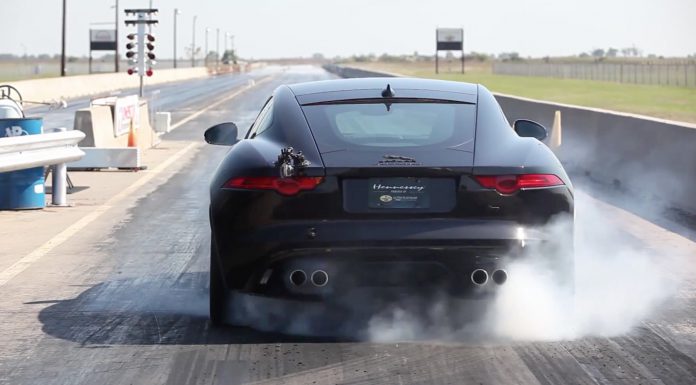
[311, 270, 329, 287]
[492, 269, 508, 285]
[471, 269, 489, 286]
[289, 270, 307, 286]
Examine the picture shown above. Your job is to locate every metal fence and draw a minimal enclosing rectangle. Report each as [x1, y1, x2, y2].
[492, 61, 696, 88]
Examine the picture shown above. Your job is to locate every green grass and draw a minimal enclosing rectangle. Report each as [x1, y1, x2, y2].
[351, 62, 696, 124]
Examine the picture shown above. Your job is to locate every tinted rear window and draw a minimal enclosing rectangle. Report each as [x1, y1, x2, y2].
[301, 101, 476, 150]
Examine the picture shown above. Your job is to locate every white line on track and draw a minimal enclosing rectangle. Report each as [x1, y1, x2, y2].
[0, 75, 275, 288]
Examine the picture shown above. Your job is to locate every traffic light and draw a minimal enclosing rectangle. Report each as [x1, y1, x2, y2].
[126, 33, 137, 75]
[124, 8, 158, 93]
[145, 34, 156, 62]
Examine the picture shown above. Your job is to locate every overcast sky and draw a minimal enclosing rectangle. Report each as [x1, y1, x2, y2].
[1, 0, 695, 59]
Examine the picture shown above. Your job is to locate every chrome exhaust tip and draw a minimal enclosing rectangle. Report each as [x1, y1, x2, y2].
[289, 270, 307, 286]
[492, 269, 508, 285]
[471, 269, 489, 286]
[311, 270, 329, 287]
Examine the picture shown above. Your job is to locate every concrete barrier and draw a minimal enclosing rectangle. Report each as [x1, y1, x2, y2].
[7, 67, 209, 103]
[74, 101, 157, 151]
[73, 105, 113, 147]
[324, 64, 696, 213]
[323, 64, 397, 79]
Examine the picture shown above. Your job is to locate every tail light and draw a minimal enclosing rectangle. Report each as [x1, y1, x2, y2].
[474, 174, 563, 195]
[223, 176, 323, 196]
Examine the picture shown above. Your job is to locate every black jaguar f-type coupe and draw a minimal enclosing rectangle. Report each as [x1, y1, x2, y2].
[205, 77, 573, 326]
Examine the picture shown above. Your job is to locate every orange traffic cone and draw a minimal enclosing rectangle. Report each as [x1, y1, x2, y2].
[127, 119, 137, 147]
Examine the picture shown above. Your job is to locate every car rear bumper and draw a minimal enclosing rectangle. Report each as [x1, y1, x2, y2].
[212, 218, 572, 294]
[220, 218, 547, 246]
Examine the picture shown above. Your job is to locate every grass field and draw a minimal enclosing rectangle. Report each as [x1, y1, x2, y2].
[350, 61, 696, 124]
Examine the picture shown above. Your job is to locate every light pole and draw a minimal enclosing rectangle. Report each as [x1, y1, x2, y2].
[61, 0, 66, 76]
[173, 8, 181, 68]
[191, 15, 197, 67]
[205, 28, 210, 66]
[224, 32, 230, 64]
[216, 28, 220, 68]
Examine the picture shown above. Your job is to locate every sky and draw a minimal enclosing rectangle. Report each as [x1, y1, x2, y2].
[1, 0, 695, 59]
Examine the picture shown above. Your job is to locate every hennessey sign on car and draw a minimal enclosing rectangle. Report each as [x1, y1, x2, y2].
[369, 178, 430, 209]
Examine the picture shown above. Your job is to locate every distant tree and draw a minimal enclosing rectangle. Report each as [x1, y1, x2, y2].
[621, 46, 641, 57]
[312, 53, 325, 61]
[186, 46, 202, 61]
[578, 52, 590, 58]
[467, 51, 489, 62]
[221, 49, 236, 64]
[591, 48, 605, 58]
[499, 52, 520, 61]
[205, 51, 218, 63]
[379, 53, 402, 62]
[606, 48, 618, 57]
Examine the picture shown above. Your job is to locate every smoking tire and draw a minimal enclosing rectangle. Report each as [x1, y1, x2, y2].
[209, 236, 226, 326]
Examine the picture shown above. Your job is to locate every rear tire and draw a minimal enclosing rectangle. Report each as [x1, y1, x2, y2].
[209, 237, 226, 326]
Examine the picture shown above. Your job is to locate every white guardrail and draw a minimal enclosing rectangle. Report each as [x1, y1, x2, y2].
[0, 129, 86, 206]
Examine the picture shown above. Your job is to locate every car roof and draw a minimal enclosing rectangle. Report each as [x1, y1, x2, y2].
[287, 77, 479, 105]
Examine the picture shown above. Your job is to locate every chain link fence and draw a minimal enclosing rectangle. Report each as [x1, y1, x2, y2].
[493, 61, 696, 88]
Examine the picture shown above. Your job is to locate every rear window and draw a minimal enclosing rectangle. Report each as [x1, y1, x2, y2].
[301, 101, 476, 150]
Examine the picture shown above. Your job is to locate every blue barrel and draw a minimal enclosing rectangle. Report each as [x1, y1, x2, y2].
[0, 118, 45, 209]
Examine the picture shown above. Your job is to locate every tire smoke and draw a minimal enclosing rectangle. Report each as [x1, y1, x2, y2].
[365, 190, 678, 342]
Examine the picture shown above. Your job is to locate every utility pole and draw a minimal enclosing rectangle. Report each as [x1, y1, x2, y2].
[205, 28, 210, 66]
[114, 0, 119, 72]
[216, 28, 220, 69]
[191, 15, 197, 67]
[173, 8, 181, 68]
[61, 0, 67, 76]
